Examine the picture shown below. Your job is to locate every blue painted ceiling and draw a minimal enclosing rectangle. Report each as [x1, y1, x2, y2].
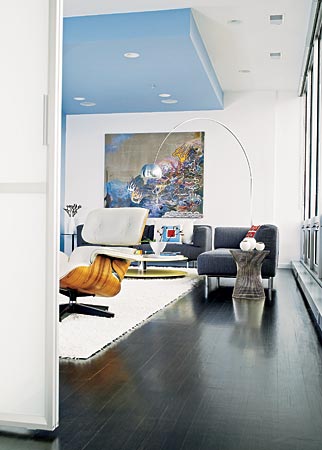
[62, 9, 223, 115]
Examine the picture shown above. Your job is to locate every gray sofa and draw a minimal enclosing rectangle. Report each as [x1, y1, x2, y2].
[197, 225, 279, 298]
[77, 223, 213, 265]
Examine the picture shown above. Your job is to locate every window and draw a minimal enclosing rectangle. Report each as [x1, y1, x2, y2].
[302, 40, 322, 274]
[304, 71, 312, 221]
[310, 40, 320, 217]
[301, 10, 322, 281]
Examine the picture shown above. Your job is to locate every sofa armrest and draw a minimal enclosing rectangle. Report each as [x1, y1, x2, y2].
[255, 224, 279, 277]
[193, 225, 212, 252]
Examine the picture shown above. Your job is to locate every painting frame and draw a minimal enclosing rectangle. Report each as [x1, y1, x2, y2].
[104, 131, 204, 218]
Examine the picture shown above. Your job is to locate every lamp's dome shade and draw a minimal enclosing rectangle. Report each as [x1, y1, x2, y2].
[140, 163, 163, 180]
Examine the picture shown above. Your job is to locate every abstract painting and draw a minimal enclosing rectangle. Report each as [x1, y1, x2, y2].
[104, 131, 204, 218]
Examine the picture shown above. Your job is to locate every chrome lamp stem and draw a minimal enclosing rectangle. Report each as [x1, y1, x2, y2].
[152, 117, 254, 226]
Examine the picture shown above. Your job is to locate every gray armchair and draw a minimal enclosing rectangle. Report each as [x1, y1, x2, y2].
[197, 225, 279, 298]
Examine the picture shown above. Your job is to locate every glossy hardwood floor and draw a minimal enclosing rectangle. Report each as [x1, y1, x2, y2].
[2, 269, 322, 450]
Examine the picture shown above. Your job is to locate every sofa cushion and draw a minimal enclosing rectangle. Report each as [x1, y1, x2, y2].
[214, 227, 249, 249]
[197, 249, 237, 276]
[165, 243, 200, 260]
[198, 247, 275, 278]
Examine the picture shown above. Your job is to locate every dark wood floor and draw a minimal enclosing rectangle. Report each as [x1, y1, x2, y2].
[2, 269, 322, 450]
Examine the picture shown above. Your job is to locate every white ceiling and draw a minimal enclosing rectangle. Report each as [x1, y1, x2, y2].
[63, 0, 313, 91]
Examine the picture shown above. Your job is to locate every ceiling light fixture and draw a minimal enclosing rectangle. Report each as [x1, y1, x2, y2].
[73, 96, 85, 101]
[80, 101, 96, 107]
[270, 14, 284, 25]
[161, 99, 178, 104]
[124, 52, 140, 58]
[238, 69, 251, 73]
[270, 52, 282, 59]
[227, 19, 242, 25]
[159, 93, 171, 98]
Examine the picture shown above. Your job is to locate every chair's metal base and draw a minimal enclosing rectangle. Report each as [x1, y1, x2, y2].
[59, 289, 115, 321]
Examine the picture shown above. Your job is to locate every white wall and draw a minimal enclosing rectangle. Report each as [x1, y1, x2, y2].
[274, 91, 302, 265]
[65, 90, 302, 265]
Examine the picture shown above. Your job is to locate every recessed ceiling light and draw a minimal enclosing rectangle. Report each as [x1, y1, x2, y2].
[270, 14, 284, 25]
[238, 69, 251, 73]
[73, 96, 85, 101]
[161, 99, 178, 104]
[80, 101, 96, 107]
[227, 19, 242, 25]
[159, 93, 171, 98]
[270, 52, 282, 59]
[124, 52, 140, 58]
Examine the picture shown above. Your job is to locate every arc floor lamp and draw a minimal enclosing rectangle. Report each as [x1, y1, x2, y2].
[140, 117, 254, 225]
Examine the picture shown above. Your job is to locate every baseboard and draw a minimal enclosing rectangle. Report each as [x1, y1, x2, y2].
[292, 260, 322, 337]
[278, 262, 292, 269]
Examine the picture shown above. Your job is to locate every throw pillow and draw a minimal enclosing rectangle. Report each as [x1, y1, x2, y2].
[182, 221, 194, 244]
[245, 225, 261, 238]
[160, 225, 182, 243]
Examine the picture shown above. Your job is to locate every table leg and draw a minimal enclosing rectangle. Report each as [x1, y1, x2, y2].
[138, 260, 147, 273]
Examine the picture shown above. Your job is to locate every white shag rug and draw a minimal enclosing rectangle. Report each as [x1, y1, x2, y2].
[59, 268, 200, 359]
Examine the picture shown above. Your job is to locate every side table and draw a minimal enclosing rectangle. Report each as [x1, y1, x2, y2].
[230, 249, 270, 301]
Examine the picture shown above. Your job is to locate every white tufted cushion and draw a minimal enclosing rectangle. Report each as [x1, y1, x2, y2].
[82, 207, 148, 246]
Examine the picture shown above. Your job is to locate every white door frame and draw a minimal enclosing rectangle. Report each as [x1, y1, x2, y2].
[43, 0, 63, 430]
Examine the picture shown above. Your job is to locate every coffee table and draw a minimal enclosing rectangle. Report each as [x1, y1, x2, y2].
[125, 254, 188, 278]
[230, 249, 270, 301]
